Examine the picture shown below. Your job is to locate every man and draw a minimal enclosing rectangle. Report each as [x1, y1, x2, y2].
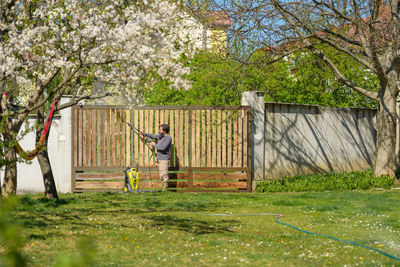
[141, 124, 172, 191]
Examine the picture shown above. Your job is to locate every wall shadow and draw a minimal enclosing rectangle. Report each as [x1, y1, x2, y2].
[263, 103, 377, 178]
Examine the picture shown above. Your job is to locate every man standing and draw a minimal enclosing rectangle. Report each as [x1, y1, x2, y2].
[141, 124, 172, 191]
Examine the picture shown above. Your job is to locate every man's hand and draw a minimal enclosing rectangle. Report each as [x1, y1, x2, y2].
[150, 141, 156, 147]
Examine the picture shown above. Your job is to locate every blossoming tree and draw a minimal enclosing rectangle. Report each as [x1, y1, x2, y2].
[0, 0, 196, 197]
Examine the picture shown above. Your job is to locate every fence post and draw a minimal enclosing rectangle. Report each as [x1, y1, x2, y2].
[241, 91, 265, 191]
[55, 95, 72, 193]
[66, 96, 86, 193]
[396, 101, 400, 164]
[188, 110, 193, 190]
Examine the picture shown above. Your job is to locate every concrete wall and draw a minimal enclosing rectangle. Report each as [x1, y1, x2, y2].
[0, 96, 73, 194]
[242, 91, 377, 190]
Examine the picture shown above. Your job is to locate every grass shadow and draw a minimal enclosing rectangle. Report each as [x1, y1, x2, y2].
[144, 214, 237, 235]
[19, 195, 75, 208]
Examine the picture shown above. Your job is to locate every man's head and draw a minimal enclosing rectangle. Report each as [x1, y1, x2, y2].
[159, 124, 170, 134]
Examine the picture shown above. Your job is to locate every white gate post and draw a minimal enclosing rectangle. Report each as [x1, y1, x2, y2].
[53, 96, 74, 193]
[242, 91, 265, 190]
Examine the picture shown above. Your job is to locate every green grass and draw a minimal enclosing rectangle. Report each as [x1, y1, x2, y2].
[1, 191, 400, 266]
[256, 170, 397, 192]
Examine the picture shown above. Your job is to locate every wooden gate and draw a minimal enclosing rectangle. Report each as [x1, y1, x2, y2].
[71, 105, 252, 192]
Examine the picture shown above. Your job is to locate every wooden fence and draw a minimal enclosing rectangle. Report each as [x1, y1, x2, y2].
[72, 105, 252, 192]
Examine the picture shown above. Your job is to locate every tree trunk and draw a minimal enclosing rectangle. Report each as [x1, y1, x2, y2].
[37, 149, 58, 199]
[36, 98, 59, 200]
[1, 93, 18, 197]
[374, 90, 398, 177]
[1, 134, 17, 197]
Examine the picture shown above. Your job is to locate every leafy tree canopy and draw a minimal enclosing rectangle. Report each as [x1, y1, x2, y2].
[140, 49, 378, 108]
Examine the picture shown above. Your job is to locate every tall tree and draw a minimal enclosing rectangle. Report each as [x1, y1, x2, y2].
[0, 0, 195, 197]
[210, 0, 400, 177]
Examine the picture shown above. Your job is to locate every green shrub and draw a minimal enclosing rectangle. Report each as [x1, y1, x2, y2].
[256, 171, 396, 192]
[0, 198, 26, 267]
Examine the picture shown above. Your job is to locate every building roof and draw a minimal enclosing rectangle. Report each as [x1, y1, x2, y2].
[192, 10, 232, 27]
[206, 10, 232, 27]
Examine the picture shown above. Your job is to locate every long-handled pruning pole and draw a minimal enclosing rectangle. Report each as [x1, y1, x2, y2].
[112, 110, 157, 162]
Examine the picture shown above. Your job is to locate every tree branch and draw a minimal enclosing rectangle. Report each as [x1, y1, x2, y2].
[19, 64, 82, 115]
[311, 32, 376, 71]
[312, 0, 356, 25]
[274, 0, 377, 72]
[272, 0, 378, 101]
[321, 28, 362, 47]
[54, 92, 113, 112]
[308, 44, 378, 100]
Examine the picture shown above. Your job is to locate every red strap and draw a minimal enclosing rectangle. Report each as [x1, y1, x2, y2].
[41, 98, 57, 139]
[15, 98, 58, 160]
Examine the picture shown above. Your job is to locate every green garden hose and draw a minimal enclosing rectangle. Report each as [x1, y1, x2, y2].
[188, 210, 400, 262]
[274, 215, 400, 262]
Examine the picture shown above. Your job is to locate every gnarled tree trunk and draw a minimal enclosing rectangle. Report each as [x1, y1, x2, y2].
[37, 149, 58, 199]
[374, 85, 398, 177]
[36, 97, 58, 200]
[1, 134, 17, 197]
[1, 93, 18, 197]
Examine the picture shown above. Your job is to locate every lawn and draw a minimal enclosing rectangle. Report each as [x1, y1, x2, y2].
[1, 190, 400, 266]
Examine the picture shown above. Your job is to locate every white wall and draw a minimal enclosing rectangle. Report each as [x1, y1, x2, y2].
[0, 96, 73, 194]
[242, 91, 377, 190]
[263, 102, 376, 179]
